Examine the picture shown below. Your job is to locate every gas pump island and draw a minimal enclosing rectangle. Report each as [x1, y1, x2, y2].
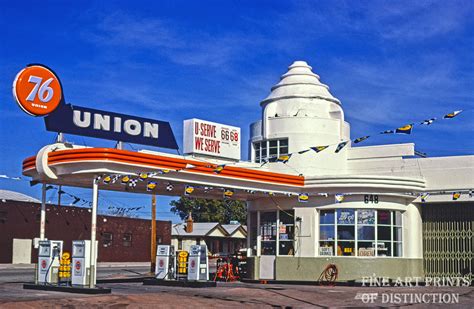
[148, 244, 215, 287]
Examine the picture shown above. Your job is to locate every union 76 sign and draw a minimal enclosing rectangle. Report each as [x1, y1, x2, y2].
[12, 64, 178, 150]
[12, 64, 63, 116]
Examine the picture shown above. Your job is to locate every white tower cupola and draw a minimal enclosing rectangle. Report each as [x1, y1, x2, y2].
[249, 61, 351, 174]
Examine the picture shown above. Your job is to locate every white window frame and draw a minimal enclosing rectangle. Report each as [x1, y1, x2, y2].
[318, 209, 403, 258]
[253, 138, 289, 163]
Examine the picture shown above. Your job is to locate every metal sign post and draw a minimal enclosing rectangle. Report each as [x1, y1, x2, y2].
[40, 183, 47, 240]
[89, 177, 99, 288]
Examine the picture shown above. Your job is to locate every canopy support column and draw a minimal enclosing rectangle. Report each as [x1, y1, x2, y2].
[40, 183, 47, 240]
[89, 177, 99, 288]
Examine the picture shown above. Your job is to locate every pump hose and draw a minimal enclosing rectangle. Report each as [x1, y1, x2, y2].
[44, 255, 59, 286]
[318, 264, 338, 286]
[155, 263, 175, 280]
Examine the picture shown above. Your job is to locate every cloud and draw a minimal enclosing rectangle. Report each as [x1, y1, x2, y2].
[83, 11, 264, 68]
[266, 0, 473, 44]
[367, 1, 472, 41]
[329, 53, 474, 129]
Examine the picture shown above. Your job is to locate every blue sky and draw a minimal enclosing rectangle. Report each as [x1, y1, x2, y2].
[1, 1, 473, 222]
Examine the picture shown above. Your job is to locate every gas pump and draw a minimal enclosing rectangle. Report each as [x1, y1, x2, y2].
[187, 245, 209, 281]
[71, 240, 97, 286]
[155, 245, 176, 280]
[37, 240, 63, 284]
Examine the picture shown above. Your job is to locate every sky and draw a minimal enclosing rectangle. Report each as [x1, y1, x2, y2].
[1, 0, 473, 222]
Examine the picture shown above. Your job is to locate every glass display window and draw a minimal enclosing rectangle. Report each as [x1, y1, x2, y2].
[318, 209, 403, 257]
[337, 209, 355, 225]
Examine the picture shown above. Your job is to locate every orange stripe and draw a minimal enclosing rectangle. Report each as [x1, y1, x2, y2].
[45, 148, 304, 186]
[22, 156, 36, 170]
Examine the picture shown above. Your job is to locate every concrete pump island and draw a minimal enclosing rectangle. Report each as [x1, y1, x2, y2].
[10, 61, 474, 294]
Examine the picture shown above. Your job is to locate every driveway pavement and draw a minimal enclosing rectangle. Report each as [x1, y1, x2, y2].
[0, 281, 472, 308]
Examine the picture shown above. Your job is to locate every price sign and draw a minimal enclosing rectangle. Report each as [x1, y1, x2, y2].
[12, 65, 63, 116]
[183, 118, 241, 160]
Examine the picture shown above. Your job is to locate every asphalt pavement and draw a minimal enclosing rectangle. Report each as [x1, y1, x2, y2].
[0, 281, 473, 308]
[0, 264, 151, 283]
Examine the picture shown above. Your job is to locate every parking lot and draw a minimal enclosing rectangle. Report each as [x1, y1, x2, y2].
[0, 280, 473, 308]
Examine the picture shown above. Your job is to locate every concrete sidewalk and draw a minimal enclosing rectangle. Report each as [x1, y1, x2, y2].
[0, 262, 150, 269]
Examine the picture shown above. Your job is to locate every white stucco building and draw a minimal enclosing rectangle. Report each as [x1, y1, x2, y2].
[22, 60, 473, 283]
[245, 61, 473, 281]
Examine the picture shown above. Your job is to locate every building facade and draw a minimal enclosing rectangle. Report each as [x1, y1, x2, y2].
[245, 61, 473, 282]
[171, 222, 246, 255]
[0, 190, 171, 263]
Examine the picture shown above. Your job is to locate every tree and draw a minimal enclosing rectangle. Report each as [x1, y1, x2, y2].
[170, 197, 246, 224]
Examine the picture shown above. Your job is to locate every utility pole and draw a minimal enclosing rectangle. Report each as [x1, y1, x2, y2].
[150, 193, 157, 273]
[57, 185, 62, 207]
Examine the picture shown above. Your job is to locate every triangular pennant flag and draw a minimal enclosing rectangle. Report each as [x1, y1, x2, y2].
[420, 193, 429, 203]
[111, 175, 120, 184]
[103, 175, 112, 184]
[420, 118, 436, 125]
[129, 178, 138, 188]
[298, 149, 311, 154]
[146, 181, 157, 192]
[223, 188, 234, 199]
[335, 142, 348, 153]
[138, 172, 149, 181]
[380, 129, 394, 134]
[298, 193, 309, 203]
[157, 169, 171, 175]
[318, 193, 328, 197]
[276, 154, 292, 163]
[184, 185, 195, 196]
[214, 165, 225, 174]
[452, 192, 461, 200]
[395, 124, 414, 134]
[443, 110, 462, 119]
[311, 146, 329, 153]
[147, 172, 158, 178]
[335, 193, 345, 203]
[353, 136, 370, 144]
[121, 175, 130, 185]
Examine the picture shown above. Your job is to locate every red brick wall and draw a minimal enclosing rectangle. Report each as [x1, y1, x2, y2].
[0, 200, 171, 263]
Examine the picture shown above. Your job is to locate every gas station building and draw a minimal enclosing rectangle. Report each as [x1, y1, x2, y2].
[21, 61, 473, 282]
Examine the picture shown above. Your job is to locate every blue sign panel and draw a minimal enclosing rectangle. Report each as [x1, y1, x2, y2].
[44, 103, 179, 149]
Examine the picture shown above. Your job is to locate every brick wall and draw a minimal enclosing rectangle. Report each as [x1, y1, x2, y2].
[0, 200, 171, 263]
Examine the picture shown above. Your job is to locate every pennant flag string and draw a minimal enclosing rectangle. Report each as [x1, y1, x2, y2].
[395, 123, 414, 135]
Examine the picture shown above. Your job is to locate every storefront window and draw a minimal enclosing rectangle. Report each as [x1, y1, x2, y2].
[393, 211, 403, 257]
[318, 209, 403, 257]
[260, 212, 276, 255]
[319, 210, 335, 256]
[278, 210, 294, 255]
